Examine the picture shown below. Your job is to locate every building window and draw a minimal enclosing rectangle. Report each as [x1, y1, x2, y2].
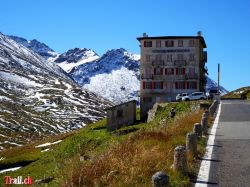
[176, 68, 186, 75]
[145, 68, 151, 75]
[189, 54, 195, 61]
[145, 55, 151, 62]
[117, 109, 123, 118]
[165, 68, 174, 75]
[166, 54, 172, 62]
[187, 81, 197, 89]
[155, 54, 162, 61]
[188, 67, 196, 76]
[177, 54, 184, 60]
[166, 82, 173, 92]
[165, 40, 174, 47]
[178, 40, 183, 47]
[154, 81, 163, 89]
[175, 82, 185, 89]
[143, 97, 152, 102]
[144, 41, 152, 47]
[143, 82, 152, 89]
[156, 40, 161, 48]
[154, 68, 163, 75]
[189, 40, 195, 47]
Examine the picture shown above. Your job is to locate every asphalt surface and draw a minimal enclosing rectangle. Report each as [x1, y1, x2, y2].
[208, 100, 250, 187]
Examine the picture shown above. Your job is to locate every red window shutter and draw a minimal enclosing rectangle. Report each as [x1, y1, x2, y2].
[144, 41, 146, 47]
[160, 68, 163, 75]
[161, 82, 163, 89]
[176, 68, 178, 75]
[150, 82, 153, 89]
[175, 82, 178, 89]
[143, 82, 145, 89]
[154, 68, 156, 75]
[194, 82, 197, 89]
[183, 68, 186, 75]
[153, 82, 156, 89]
[172, 68, 174, 75]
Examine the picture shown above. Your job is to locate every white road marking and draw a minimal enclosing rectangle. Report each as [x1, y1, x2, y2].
[195, 103, 222, 187]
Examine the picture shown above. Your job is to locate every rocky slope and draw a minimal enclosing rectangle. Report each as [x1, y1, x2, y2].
[0, 33, 112, 150]
[8, 35, 58, 60]
[70, 48, 140, 104]
[53, 48, 99, 73]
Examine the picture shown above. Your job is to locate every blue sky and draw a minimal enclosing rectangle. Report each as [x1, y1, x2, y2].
[0, 0, 249, 91]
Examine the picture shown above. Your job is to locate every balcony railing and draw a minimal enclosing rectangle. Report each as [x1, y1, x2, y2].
[164, 61, 174, 66]
[174, 60, 186, 67]
[185, 74, 198, 79]
[152, 60, 165, 66]
[152, 75, 162, 80]
[141, 74, 153, 79]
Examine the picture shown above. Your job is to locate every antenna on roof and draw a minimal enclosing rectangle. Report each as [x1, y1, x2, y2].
[143, 33, 148, 37]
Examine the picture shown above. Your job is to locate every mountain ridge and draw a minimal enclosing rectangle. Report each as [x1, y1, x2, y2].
[0, 32, 113, 150]
[9, 34, 228, 104]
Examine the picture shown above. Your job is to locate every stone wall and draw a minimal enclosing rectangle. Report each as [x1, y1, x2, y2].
[107, 100, 136, 131]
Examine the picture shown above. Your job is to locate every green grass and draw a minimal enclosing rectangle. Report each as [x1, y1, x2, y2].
[0, 101, 211, 186]
[222, 86, 250, 99]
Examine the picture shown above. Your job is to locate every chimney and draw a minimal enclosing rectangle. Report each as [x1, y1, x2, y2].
[143, 33, 148, 37]
[197, 31, 202, 36]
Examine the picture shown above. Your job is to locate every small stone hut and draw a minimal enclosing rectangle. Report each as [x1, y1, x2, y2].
[107, 100, 136, 131]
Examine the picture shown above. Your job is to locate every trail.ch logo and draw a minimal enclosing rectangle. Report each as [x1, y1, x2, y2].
[4, 176, 32, 185]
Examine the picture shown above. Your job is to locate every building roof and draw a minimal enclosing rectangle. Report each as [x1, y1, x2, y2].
[107, 100, 136, 111]
[136, 36, 207, 48]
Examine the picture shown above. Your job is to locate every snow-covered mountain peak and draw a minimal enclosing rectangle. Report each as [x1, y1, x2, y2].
[8, 35, 58, 60]
[56, 48, 99, 63]
[53, 48, 99, 73]
[101, 48, 140, 62]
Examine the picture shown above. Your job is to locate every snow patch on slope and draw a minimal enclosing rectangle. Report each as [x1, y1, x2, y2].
[54, 48, 99, 73]
[0, 71, 43, 88]
[84, 67, 139, 104]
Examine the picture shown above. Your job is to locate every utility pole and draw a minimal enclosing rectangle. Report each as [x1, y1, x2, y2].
[218, 63, 220, 94]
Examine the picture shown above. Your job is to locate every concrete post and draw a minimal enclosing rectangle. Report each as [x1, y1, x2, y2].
[204, 110, 209, 116]
[201, 114, 208, 135]
[193, 123, 202, 137]
[152, 171, 169, 187]
[174, 146, 187, 175]
[186, 132, 197, 157]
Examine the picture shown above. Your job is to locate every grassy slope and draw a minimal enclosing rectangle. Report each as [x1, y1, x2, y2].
[222, 86, 250, 99]
[0, 101, 211, 186]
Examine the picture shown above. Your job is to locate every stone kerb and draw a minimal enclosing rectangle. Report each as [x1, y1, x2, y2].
[152, 171, 169, 187]
[173, 146, 187, 175]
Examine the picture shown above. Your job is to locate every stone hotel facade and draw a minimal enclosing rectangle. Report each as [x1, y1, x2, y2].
[137, 32, 207, 119]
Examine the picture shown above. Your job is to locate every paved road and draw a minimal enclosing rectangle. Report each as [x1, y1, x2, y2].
[208, 100, 250, 187]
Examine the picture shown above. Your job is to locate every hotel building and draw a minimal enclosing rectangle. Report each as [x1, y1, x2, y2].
[137, 32, 207, 119]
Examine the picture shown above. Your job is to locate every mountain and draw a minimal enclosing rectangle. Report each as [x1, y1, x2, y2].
[10, 36, 228, 103]
[8, 35, 58, 60]
[0, 32, 112, 150]
[70, 48, 140, 104]
[206, 76, 229, 95]
[53, 48, 99, 73]
[69, 48, 228, 103]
